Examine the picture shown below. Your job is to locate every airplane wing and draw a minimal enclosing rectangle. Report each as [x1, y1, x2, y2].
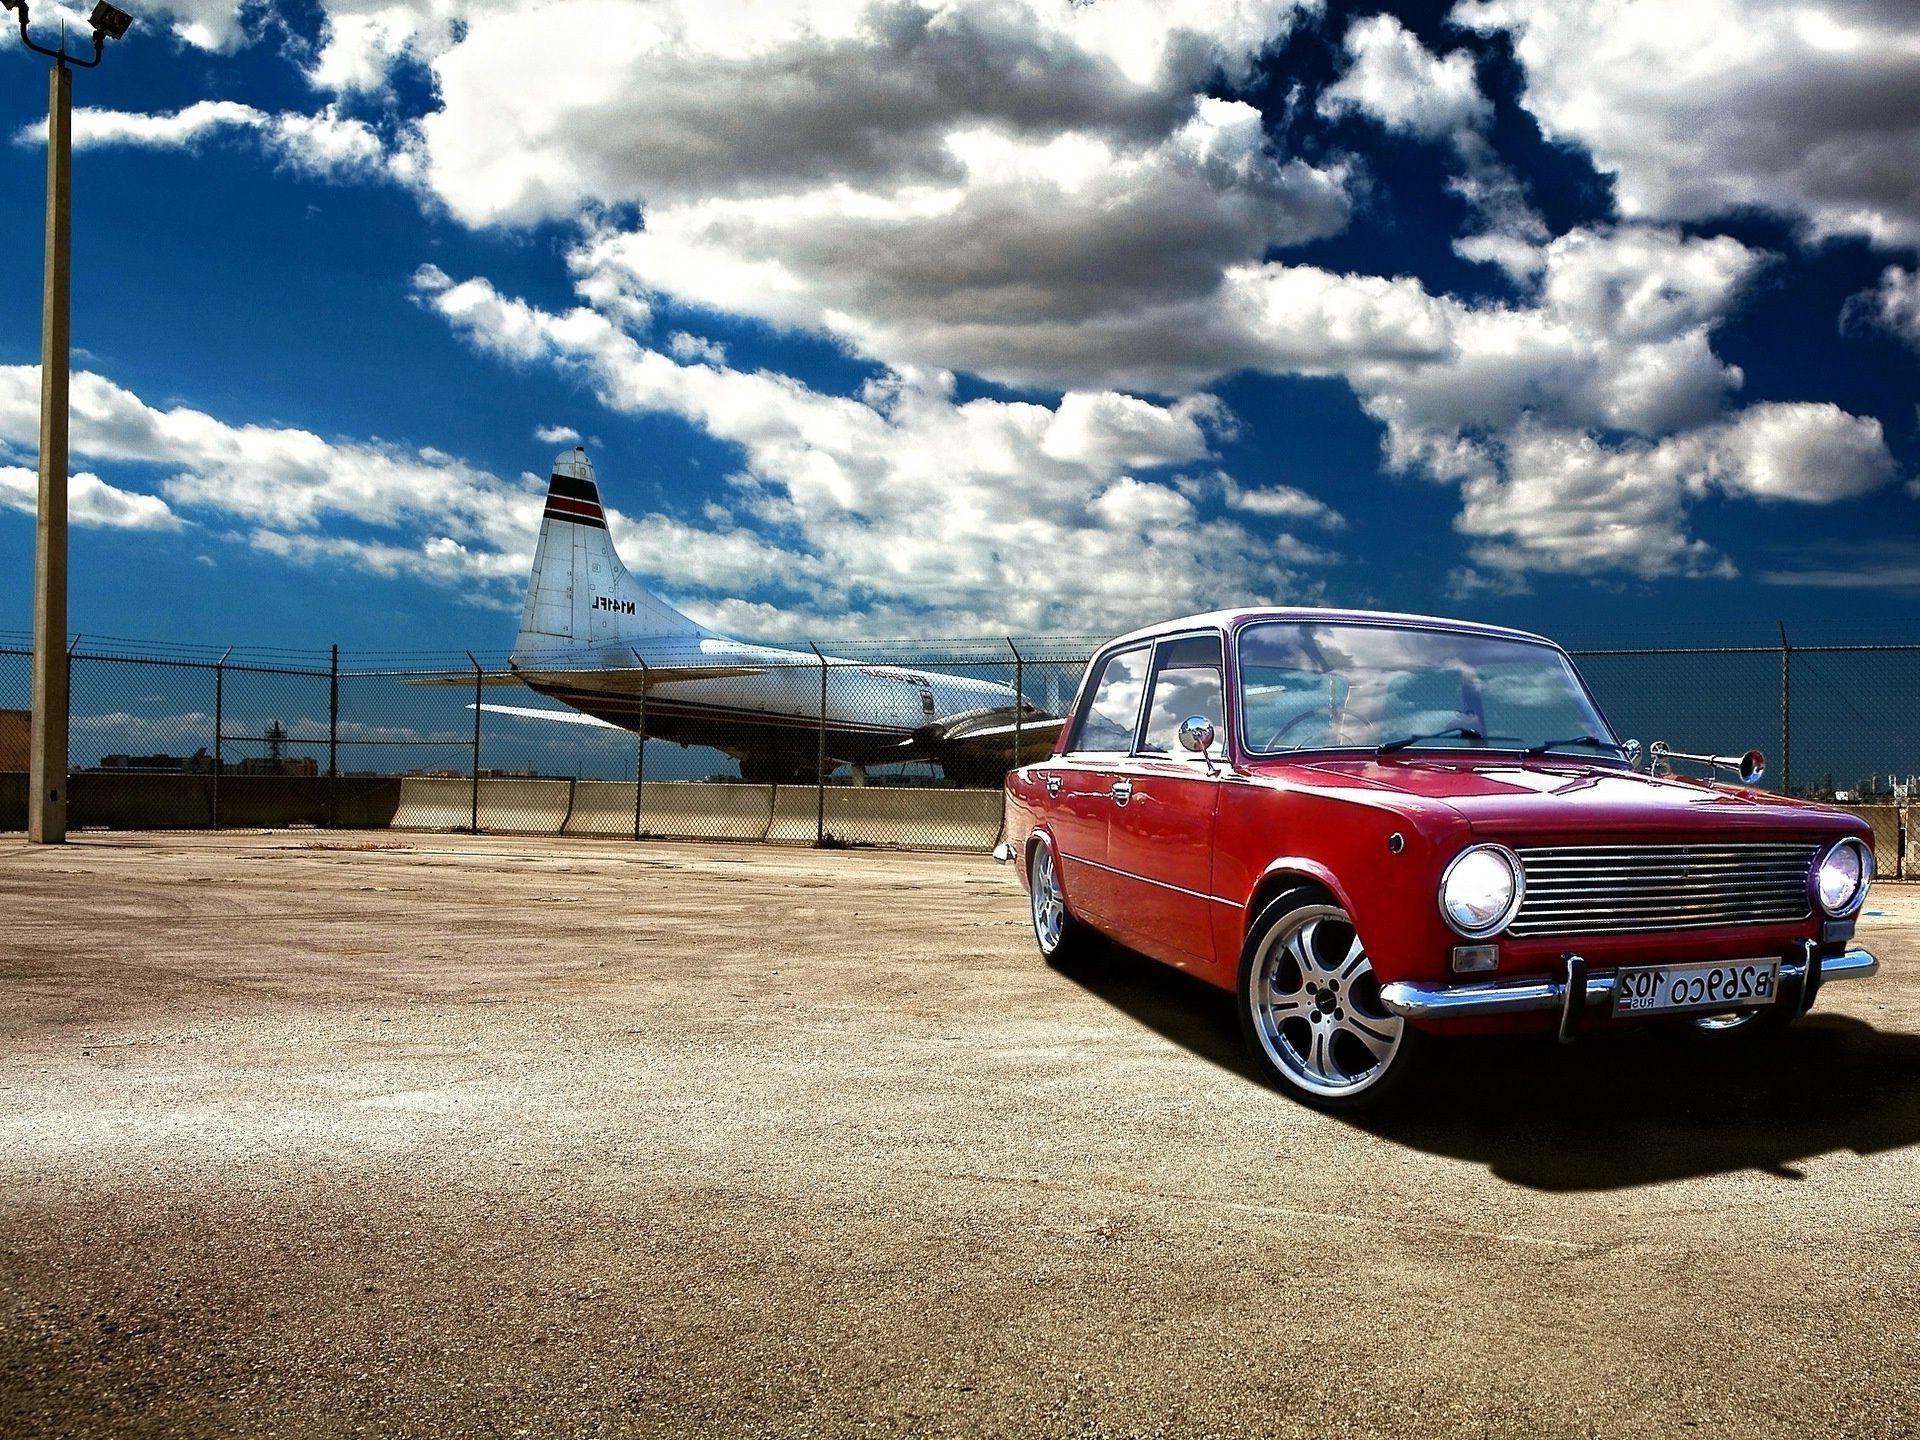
[405, 671, 528, 688]
[513, 665, 769, 693]
[906, 707, 1067, 771]
[468, 702, 627, 730]
[408, 665, 769, 691]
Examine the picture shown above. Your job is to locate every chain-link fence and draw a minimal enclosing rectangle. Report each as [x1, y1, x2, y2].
[1, 632, 1913, 867]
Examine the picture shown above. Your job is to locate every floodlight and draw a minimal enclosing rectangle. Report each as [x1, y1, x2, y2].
[89, 2, 132, 41]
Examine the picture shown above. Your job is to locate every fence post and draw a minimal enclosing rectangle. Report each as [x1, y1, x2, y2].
[467, 651, 482, 835]
[1778, 622, 1792, 796]
[1007, 638, 1024, 775]
[328, 644, 340, 827]
[213, 646, 231, 829]
[809, 641, 827, 845]
[632, 656, 648, 842]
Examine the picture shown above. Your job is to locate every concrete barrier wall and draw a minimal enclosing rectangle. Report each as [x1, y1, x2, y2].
[1843, 805, 1904, 881]
[0, 774, 402, 832]
[477, 779, 573, 834]
[564, 779, 641, 838]
[7, 770, 1910, 870]
[824, 787, 1004, 849]
[644, 782, 777, 841]
[392, 777, 477, 832]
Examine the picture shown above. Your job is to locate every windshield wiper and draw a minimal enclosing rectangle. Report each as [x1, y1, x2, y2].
[1376, 725, 1511, 755]
[1522, 734, 1626, 759]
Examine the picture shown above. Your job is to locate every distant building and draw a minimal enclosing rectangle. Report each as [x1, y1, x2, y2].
[0, 709, 27, 772]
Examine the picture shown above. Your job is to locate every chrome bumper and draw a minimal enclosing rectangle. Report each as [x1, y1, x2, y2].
[1380, 946, 1879, 1035]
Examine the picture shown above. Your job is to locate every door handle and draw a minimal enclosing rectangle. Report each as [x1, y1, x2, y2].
[1110, 779, 1133, 806]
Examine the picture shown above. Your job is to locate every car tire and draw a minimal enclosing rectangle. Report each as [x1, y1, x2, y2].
[1236, 888, 1424, 1111]
[1027, 838, 1091, 965]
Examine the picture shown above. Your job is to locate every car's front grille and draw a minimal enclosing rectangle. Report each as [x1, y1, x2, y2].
[1508, 842, 1817, 938]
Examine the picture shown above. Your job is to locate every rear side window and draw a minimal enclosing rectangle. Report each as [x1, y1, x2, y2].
[1068, 647, 1150, 753]
[1140, 634, 1225, 756]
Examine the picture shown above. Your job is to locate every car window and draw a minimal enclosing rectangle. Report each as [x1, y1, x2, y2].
[1068, 646, 1150, 753]
[1139, 634, 1225, 757]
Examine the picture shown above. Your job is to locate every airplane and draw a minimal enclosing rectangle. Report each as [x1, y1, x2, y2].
[464, 447, 1060, 785]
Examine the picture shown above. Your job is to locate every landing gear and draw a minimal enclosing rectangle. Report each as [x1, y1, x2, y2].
[738, 755, 819, 786]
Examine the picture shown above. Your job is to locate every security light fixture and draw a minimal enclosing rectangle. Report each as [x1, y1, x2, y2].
[6, 0, 133, 63]
[90, 3, 132, 41]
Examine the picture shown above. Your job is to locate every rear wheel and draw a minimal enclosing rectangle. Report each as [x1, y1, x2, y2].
[1028, 841, 1090, 964]
[1237, 891, 1424, 1111]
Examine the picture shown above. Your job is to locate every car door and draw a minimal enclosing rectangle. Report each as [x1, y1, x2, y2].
[1046, 645, 1151, 928]
[1102, 632, 1226, 969]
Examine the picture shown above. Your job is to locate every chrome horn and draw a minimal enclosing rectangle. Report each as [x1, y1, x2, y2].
[1648, 742, 1765, 785]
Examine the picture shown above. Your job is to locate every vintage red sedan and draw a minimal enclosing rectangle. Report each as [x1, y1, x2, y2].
[997, 609, 1879, 1110]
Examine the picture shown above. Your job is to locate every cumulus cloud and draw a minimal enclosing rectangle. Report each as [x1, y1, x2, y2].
[566, 98, 1351, 392]
[1320, 13, 1491, 140]
[1455, 404, 1897, 581]
[0, 364, 542, 584]
[0, 465, 181, 531]
[534, 424, 582, 445]
[1843, 265, 1920, 350]
[412, 268, 1335, 631]
[1319, 13, 1544, 277]
[1458, 0, 1920, 248]
[15, 101, 388, 179]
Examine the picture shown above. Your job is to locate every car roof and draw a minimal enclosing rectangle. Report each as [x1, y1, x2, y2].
[1100, 607, 1558, 651]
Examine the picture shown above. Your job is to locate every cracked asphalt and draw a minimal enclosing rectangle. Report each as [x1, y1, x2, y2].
[1, 831, 1916, 1438]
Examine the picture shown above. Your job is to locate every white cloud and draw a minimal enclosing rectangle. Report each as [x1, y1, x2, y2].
[1318, 13, 1545, 277]
[1843, 265, 1920, 350]
[566, 98, 1351, 392]
[534, 424, 581, 445]
[1458, 0, 1920, 247]
[17, 101, 387, 179]
[412, 269, 1336, 632]
[1453, 403, 1898, 581]
[667, 333, 728, 367]
[0, 364, 542, 585]
[0, 465, 182, 531]
[1321, 14, 1491, 140]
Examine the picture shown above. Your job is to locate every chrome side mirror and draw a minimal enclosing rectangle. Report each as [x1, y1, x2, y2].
[1624, 738, 1642, 770]
[1178, 715, 1216, 757]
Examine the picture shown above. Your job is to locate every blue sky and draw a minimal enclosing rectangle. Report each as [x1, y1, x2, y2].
[1, 0, 1917, 661]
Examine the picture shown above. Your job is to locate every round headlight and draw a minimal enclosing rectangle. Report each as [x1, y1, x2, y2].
[1815, 838, 1872, 916]
[1440, 844, 1524, 937]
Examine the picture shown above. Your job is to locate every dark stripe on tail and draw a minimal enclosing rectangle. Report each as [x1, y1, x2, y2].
[549, 474, 601, 503]
[543, 495, 607, 528]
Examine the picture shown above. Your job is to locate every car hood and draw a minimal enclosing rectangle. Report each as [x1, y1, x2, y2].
[1270, 757, 1859, 840]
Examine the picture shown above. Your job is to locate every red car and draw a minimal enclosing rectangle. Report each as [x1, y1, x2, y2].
[997, 609, 1879, 1110]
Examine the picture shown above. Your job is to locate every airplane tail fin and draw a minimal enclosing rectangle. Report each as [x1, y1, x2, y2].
[513, 447, 708, 665]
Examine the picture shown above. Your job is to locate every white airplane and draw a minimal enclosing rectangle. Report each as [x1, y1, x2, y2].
[474, 447, 1058, 784]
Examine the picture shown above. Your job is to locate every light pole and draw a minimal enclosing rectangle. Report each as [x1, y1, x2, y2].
[5, 0, 133, 843]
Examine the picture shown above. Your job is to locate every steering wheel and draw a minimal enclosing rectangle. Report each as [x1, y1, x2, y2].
[1263, 705, 1338, 750]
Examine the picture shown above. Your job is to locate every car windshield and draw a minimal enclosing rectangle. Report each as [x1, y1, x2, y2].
[1237, 620, 1618, 758]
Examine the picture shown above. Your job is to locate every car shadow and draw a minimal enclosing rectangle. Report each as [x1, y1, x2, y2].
[1052, 940, 1920, 1192]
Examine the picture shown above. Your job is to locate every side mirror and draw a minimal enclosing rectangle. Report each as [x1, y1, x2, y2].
[1178, 715, 1216, 756]
[1623, 738, 1642, 769]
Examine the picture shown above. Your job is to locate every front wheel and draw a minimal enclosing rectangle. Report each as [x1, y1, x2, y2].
[1237, 892, 1424, 1111]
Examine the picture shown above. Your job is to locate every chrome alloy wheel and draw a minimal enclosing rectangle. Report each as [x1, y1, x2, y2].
[1247, 904, 1403, 1098]
[1029, 843, 1068, 955]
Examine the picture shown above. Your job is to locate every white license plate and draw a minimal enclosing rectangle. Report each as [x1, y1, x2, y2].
[1613, 960, 1780, 1016]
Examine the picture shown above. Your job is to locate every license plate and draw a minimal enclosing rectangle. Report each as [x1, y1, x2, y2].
[1612, 960, 1779, 1016]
